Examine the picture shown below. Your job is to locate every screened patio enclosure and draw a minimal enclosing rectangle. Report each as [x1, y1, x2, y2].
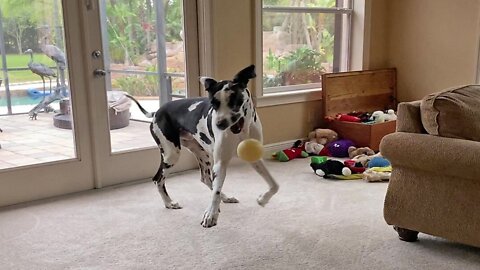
[0, 0, 189, 170]
[0, 0, 187, 118]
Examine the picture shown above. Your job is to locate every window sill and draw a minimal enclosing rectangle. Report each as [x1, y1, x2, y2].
[256, 88, 323, 107]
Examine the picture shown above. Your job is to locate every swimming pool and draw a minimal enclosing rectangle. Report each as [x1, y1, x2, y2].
[0, 95, 60, 115]
[0, 95, 43, 106]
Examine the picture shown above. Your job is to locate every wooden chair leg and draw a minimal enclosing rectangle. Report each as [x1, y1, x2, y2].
[394, 226, 419, 242]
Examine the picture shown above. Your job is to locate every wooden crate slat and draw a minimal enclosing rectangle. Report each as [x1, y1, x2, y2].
[327, 93, 393, 115]
[322, 68, 397, 117]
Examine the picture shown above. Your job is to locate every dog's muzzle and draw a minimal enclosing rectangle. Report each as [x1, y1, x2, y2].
[230, 117, 245, 134]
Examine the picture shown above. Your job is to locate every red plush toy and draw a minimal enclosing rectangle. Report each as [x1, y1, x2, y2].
[344, 159, 366, 173]
[336, 114, 361, 123]
[273, 140, 309, 162]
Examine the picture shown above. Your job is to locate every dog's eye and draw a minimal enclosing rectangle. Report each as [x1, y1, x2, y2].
[211, 98, 220, 110]
[228, 93, 244, 112]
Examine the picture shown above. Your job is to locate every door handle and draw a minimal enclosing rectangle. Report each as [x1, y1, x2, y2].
[93, 69, 106, 77]
[92, 50, 102, 58]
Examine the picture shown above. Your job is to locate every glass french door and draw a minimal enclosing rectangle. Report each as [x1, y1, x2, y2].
[0, 0, 200, 207]
[0, 1, 95, 206]
[80, 0, 200, 187]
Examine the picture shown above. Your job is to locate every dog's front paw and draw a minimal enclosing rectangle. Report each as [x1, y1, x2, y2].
[257, 193, 271, 207]
[201, 208, 219, 228]
[165, 201, 182, 209]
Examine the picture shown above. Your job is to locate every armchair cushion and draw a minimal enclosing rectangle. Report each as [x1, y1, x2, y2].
[420, 85, 480, 142]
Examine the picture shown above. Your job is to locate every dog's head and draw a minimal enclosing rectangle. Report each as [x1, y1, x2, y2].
[200, 65, 256, 134]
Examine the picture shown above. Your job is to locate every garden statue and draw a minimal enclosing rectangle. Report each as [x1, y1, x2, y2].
[26, 43, 69, 120]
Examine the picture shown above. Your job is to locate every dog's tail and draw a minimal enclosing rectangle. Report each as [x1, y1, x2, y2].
[125, 94, 155, 118]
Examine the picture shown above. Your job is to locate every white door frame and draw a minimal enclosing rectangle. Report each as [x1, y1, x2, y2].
[0, 1, 96, 207]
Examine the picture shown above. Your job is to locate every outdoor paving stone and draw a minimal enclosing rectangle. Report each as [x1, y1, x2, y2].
[0, 114, 154, 170]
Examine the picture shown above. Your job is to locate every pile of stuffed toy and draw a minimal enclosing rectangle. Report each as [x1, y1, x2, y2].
[326, 109, 397, 124]
[272, 128, 392, 182]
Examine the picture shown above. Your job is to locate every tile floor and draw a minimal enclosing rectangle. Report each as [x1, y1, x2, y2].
[0, 113, 155, 170]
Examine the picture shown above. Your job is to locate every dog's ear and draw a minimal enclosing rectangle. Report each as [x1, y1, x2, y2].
[232, 65, 256, 85]
[200, 77, 217, 92]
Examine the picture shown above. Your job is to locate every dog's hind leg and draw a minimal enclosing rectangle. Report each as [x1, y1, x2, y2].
[152, 155, 181, 209]
[151, 124, 182, 209]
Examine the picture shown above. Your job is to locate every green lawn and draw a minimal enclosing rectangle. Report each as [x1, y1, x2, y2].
[0, 54, 57, 83]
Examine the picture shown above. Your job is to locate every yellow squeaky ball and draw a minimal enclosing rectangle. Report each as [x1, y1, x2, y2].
[237, 139, 264, 162]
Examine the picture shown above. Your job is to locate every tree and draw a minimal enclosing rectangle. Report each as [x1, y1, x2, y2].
[1, 0, 36, 54]
[106, 0, 183, 65]
[3, 16, 30, 54]
[1, 0, 60, 54]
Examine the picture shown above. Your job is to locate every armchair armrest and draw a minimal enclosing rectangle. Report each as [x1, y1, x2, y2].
[396, 101, 426, 133]
[380, 132, 480, 179]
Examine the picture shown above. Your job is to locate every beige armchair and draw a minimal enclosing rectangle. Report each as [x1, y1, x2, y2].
[380, 85, 480, 248]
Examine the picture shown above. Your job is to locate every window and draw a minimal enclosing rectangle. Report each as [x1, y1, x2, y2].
[260, 0, 353, 95]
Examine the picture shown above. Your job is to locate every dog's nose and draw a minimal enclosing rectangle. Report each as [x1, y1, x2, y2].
[216, 119, 229, 130]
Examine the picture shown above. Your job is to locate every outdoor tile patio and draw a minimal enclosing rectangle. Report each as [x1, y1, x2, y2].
[0, 113, 155, 170]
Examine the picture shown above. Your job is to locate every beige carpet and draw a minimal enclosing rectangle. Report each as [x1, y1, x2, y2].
[1, 159, 479, 270]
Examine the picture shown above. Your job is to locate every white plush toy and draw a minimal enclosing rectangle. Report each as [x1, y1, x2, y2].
[305, 141, 325, 155]
[385, 109, 397, 121]
[370, 109, 397, 123]
[370, 111, 386, 123]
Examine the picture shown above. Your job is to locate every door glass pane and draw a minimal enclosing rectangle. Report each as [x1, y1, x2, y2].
[0, 0, 76, 170]
[100, 0, 187, 153]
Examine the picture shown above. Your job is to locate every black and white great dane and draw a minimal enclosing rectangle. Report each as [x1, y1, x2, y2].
[127, 65, 279, 228]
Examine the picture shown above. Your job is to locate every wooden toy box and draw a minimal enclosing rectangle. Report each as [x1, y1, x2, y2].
[321, 68, 397, 152]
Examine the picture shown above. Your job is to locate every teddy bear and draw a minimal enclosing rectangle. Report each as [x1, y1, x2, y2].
[348, 146, 375, 159]
[308, 128, 338, 145]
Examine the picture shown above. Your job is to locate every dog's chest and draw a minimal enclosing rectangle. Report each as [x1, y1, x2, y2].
[192, 91, 255, 151]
